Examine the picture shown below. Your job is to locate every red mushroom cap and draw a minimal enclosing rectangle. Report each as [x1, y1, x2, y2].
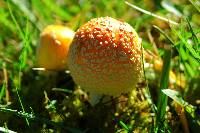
[68, 17, 142, 96]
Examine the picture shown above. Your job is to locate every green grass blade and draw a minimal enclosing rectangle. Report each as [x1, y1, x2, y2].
[0, 81, 6, 102]
[7, 1, 30, 126]
[162, 89, 200, 126]
[10, 0, 36, 23]
[0, 9, 16, 32]
[119, 120, 130, 132]
[162, 89, 189, 106]
[16, 18, 31, 126]
[7, 2, 24, 40]
[113, 116, 130, 132]
[153, 26, 172, 131]
[0, 63, 7, 102]
[171, 25, 200, 61]
[52, 88, 73, 93]
[19, 18, 31, 69]
[170, 20, 200, 77]
[156, 49, 171, 130]
[186, 18, 199, 51]
[153, 25, 175, 45]
[184, 62, 195, 77]
[188, 0, 200, 12]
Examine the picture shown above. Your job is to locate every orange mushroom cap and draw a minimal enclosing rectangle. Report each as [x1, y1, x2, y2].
[68, 17, 143, 96]
[36, 25, 75, 70]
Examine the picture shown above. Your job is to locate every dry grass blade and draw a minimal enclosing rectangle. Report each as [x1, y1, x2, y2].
[125, 1, 179, 25]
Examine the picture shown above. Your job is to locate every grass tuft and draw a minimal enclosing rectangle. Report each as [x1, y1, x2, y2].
[153, 25, 173, 132]
[188, 0, 200, 13]
[7, 1, 31, 126]
[156, 49, 171, 132]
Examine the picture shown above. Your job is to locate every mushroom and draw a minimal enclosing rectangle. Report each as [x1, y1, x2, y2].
[36, 25, 75, 70]
[67, 17, 143, 105]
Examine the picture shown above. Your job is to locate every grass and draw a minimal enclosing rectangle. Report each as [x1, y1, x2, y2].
[7, 1, 31, 126]
[156, 49, 171, 132]
[125, 1, 178, 25]
[0, 0, 200, 132]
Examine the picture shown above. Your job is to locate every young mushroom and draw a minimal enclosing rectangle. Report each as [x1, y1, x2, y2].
[67, 17, 143, 105]
[36, 25, 75, 71]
